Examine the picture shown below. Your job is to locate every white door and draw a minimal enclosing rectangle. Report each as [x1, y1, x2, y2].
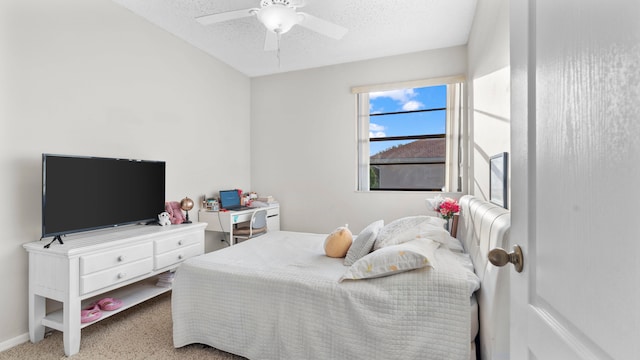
[510, 1, 640, 359]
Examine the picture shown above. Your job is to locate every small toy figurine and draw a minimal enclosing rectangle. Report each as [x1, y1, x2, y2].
[158, 211, 171, 226]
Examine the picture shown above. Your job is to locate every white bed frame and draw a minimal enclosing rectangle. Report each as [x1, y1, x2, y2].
[457, 195, 510, 360]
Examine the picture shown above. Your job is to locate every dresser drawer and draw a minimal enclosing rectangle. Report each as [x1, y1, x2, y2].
[154, 232, 202, 255]
[266, 207, 279, 231]
[80, 242, 153, 276]
[266, 207, 279, 217]
[154, 243, 203, 269]
[80, 257, 153, 294]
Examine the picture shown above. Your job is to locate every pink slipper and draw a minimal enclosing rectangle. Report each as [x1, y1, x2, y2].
[92, 297, 123, 311]
[81, 305, 102, 323]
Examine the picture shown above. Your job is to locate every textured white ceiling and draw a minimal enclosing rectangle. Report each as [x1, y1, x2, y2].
[111, 0, 478, 77]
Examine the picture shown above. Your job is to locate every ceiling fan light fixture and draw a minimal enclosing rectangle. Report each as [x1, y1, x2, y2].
[256, 5, 301, 34]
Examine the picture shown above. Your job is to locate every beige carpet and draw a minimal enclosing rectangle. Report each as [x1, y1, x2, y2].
[0, 293, 247, 360]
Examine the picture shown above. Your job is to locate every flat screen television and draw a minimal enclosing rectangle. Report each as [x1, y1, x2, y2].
[42, 154, 166, 241]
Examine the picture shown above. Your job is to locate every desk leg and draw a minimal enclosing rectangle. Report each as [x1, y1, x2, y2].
[28, 293, 46, 343]
[63, 297, 82, 356]
[229, 216, 235, 246]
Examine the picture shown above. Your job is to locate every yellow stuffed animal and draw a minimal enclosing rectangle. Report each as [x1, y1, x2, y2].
[324, 226, 353, 258]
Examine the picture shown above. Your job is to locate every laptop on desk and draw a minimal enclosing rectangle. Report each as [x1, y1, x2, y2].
[219, 189, 252, 211]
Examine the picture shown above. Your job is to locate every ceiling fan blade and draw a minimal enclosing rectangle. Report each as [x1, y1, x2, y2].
[264, 30, 278, 51]
[196, 8, 257, 26]
[297, 12, 347, 40]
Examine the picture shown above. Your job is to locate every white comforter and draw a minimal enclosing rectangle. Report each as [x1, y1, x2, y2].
[172, 231, 480, 360]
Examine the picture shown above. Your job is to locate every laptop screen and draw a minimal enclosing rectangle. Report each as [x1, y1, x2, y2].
[219, 190, 241, 208]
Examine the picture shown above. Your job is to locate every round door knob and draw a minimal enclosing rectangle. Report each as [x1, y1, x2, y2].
[488, 245, 524, 273]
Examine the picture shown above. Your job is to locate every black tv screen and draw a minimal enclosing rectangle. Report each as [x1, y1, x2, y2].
[42, 154, 166, 238]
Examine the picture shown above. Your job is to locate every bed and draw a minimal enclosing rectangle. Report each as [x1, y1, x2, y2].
[172, 195, 511, 360]
[456, 195, 511, 360]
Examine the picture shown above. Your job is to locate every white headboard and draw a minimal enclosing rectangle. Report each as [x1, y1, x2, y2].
[457, 195, 510, 360]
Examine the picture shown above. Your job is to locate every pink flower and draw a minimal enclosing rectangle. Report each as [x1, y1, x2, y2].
[437, 198, 460, 220]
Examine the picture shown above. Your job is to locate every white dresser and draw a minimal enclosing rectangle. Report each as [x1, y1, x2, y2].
[23, 222, 207, 356]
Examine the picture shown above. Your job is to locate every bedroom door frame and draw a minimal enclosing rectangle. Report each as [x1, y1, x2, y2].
[510, 0, 640, 359]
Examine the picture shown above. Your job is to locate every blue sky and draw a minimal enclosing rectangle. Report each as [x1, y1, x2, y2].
[369, 85, 446, 155]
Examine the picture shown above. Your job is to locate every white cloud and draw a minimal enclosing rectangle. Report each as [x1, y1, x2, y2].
[370, 89, 423, 111]
[403, 100, 424, 111]
[369, 123, 386, 138]
[369, 103, 383, 114]
[370, 89, 416, 102]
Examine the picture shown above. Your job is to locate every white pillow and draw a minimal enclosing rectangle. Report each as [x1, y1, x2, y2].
[344, 220, 384, 266]
[406, 220, 464, 253]
[442, 235, 465, 253]
[373, 216, 446, 250]
[339, 238, 440, 281]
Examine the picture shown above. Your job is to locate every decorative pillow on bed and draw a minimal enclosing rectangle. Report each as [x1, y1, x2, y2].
[411, 223, 464, 253]
[413, 221, 450, 242]
[373, 216, 447, 251]
[442, 235, 465, 253]
[344, 220, 384, 266]
[324, 226, 353, 258]
[339, 238, 440, 281]
[397, 221, 463, 253]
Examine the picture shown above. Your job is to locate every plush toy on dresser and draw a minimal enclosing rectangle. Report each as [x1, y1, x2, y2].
[158, 211, 171, 226]
[165, 201, 186, 224]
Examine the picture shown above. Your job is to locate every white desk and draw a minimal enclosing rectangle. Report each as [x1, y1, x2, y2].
[198, 204, 280, 245]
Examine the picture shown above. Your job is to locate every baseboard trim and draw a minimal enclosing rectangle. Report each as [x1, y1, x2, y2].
[0, 333, 29, 353]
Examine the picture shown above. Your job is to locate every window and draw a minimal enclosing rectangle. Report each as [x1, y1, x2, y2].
[354, 77, 464, 192]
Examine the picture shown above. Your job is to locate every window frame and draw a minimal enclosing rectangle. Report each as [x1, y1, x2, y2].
[353, 76, 465, 193]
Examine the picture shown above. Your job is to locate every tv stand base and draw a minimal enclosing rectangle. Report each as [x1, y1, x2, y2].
[24, 223, 206, 356]
[43, 235, 64, 248]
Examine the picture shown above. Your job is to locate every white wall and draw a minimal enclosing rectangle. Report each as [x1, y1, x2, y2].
[250, 46, 467, 234]
[0, 0, 250, 348]
[465, 0, 510, 356]
[466, 0, 511, 205]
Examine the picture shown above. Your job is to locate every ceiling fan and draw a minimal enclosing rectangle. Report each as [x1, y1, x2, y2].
[196, 0, 348, 51]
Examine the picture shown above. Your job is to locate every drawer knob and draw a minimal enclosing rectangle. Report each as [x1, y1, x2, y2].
[178, 240, 183, 246]
[178, 254, 183, 260]
[117, 255, 125, 262]
[118, 272, 126, 279]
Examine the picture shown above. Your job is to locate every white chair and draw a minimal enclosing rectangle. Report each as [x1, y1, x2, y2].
[233, 209, 268, 242]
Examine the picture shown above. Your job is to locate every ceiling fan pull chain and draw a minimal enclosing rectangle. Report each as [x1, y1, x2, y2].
[276, 29, 282, 68]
